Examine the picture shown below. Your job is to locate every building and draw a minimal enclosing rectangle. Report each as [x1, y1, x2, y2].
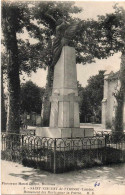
[102, 71, 125, 129]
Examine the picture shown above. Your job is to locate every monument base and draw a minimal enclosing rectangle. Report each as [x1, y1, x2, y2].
[36, 127, 94, 138]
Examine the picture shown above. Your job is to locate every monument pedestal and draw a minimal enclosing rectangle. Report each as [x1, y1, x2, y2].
[36, 127, 94, 138]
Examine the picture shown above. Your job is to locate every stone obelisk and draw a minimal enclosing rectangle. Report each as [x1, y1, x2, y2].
[50, 46, 80, 128]
[36, 46, 94, 138]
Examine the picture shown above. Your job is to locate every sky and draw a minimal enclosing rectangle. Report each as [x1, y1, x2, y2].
[19, 1, 125, 88]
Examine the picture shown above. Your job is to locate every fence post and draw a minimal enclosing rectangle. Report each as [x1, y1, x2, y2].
[104, 135, 107, 163]
[22, 135, 24, 146]
[53, 138, 56, 173]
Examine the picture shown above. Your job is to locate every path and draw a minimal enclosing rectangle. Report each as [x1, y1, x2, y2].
[1, 160, 125, 195]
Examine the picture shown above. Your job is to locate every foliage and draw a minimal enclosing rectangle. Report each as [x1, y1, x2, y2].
[31, 2, 114, 67]
[2, 2, 46, 76]
[98, 5, 125, 54]
[3, 2, 124, 75]
[1, 1, 46, 132]
[97, 5, 125, 131]
[20, 81, 45, 114]
[2, 2, 125, 75]
[78, 71, 105, 123]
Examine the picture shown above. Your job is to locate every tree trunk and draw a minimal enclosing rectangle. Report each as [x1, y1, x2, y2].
[114, 51, 125, 134]
[42, 65, 54, 126]
[5, 29, 20, 134]
[1, 66, 7, 132]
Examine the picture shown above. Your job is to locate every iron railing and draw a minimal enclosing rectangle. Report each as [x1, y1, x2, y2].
[1, 132, 125, 173]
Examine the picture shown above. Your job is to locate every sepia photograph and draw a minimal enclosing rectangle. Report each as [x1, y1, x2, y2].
[1, 0, 125, 195]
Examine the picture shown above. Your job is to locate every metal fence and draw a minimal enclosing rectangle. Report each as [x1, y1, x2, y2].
[1, 132, 125, 173]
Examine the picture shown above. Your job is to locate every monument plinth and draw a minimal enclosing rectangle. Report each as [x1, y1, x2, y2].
[36, 46, 94, 138]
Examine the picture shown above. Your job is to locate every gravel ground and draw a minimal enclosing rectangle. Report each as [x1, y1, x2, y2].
[1, 160, 125, 195]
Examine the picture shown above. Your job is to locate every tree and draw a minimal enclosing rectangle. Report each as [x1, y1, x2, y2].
[97, 5, 125, 132]
[86, 71, 105, 123]
[78, 71, 105, 123]
[78, 82, 90, 123]
[2, 2, 27, 133]
[20, 81, 45, 114]
[1, 2, 44, 132]
[1, 60, 7, 131]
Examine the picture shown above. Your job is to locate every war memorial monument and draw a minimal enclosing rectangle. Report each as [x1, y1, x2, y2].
[36, 20, 94, 138]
